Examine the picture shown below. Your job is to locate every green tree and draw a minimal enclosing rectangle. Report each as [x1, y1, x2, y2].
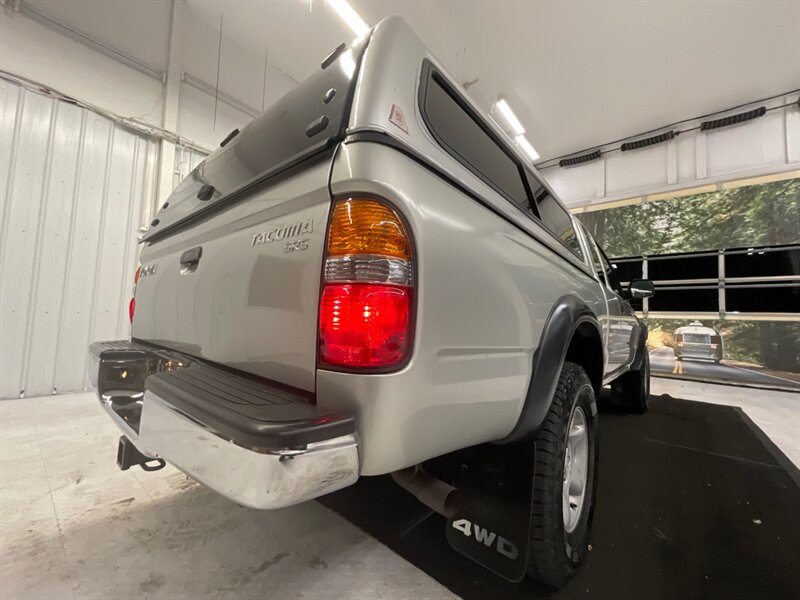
[578, 178, 800, 256]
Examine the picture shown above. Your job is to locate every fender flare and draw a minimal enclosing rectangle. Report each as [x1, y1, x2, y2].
[500, 295, 603, 444]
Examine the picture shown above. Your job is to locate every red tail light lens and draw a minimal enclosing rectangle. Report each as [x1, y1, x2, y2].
[129, 265, 140, 323]
[319, 283, 411, 368]
[320, 197, 414, 369]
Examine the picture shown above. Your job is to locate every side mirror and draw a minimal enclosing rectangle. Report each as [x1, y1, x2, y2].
[629, 279, 654, 299]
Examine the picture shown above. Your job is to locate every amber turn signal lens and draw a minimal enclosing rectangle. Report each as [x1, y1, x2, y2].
[327, 198, 412, 260]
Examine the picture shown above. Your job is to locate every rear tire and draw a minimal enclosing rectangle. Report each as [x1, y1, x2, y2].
[611, 350, 650, 414]
[526, 362, 599, 588]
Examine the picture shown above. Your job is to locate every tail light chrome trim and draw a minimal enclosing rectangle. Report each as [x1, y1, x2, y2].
[324, 254, 413, 286]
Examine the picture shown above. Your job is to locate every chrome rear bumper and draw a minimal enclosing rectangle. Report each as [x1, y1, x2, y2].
[89, 340, 359, 509]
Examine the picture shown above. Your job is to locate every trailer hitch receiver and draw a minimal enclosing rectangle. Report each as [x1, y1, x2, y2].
[116, 436, 166, 472]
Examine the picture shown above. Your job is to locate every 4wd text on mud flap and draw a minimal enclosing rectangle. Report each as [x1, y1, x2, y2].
[452, 518, 519, 559]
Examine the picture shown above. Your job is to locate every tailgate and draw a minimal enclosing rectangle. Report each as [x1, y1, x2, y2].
[131, 37, 370, 393]
[132, 156, 332, 393]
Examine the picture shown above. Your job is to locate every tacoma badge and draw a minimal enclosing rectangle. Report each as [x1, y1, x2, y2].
[251, 219, 313, 247]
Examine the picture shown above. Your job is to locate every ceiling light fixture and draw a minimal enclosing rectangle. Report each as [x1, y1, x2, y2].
[515, 135, 540, 161]
[494, 99, 525, 136]
[327, 0, 370, 38]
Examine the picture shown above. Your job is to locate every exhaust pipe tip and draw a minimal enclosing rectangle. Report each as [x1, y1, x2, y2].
[440, 487, 462, 519]
[391, 466, 462, 518]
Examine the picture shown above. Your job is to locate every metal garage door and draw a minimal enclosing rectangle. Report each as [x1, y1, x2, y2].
[0, 79, 158, 399]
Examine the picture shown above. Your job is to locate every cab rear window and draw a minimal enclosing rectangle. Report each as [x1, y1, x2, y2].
[680, 334, 711, 343]
[524, 170, 584, 261]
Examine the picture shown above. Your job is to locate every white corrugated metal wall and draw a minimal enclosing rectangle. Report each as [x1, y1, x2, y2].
[173, 144, 207, 189]
[0, 79, 159, 399]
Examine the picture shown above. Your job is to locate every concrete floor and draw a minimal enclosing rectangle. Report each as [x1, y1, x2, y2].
[1, 381, 797, 599]
[0, 392, 455, 600]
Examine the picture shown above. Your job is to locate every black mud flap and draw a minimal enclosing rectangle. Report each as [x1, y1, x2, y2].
[440, 442, 536, 582]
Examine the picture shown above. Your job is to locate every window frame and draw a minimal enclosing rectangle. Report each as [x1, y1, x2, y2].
[576, 222, 606, 283]
[596, 242, 624, 295]
[418, 61, 531, 210]
[417, 60, 589, 268]
[522, 167, 585, 262]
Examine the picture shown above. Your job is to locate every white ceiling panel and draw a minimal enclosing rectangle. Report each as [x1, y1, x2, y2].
[184, 0, 800, 161]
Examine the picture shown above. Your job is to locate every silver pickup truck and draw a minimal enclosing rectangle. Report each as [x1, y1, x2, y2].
[89, 16, 654, 587]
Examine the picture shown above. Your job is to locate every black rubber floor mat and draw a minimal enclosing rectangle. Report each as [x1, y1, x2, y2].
[320, 395, 800, 599]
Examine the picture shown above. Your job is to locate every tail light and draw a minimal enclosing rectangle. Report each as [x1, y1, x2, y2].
[319, 197, 414, 369]
[129, 266, 141, 323]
